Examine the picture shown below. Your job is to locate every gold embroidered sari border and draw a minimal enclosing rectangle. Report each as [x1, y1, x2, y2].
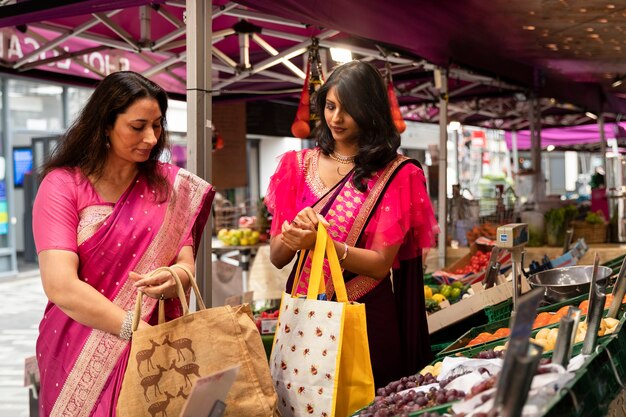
[342, 156, 409, 301]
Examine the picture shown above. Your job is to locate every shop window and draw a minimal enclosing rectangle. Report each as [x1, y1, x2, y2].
[9, 79, 63, 131]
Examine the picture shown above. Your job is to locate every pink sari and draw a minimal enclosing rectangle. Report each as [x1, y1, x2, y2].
[34, 164, 214, 417]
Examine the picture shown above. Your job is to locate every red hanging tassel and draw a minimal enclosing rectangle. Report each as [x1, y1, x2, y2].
[291, 61, 311, 139]
[212, 128, 224, 151]
[387, 76, 406, 133]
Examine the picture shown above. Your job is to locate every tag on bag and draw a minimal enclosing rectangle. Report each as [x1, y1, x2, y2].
[179, 364, 240, 417]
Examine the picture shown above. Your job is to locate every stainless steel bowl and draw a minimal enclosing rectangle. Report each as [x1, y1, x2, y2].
[528, 265, 612, 303]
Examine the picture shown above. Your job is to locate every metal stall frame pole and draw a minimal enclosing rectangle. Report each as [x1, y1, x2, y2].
[186, 0, 213, 306]
[436, 68, 449, 268]
[511, 130, 520, 195]
[599, 114, 607, 178]
[529, 96, 543, 203]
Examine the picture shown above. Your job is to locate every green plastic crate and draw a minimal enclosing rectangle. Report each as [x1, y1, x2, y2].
[436, 307, 623, 360]
[484, 299, 513, 323]
[541, 333, 625, 417]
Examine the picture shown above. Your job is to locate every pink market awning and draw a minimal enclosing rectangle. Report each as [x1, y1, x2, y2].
[505, 123, 626, 150]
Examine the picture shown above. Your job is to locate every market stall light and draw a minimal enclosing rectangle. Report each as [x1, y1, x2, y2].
[329, 47, 352, 63]
[612, 77, 624, 88]
[448, 121, 461, 131]
[585, 111, 598, 120]
[546, 145, 555, 152]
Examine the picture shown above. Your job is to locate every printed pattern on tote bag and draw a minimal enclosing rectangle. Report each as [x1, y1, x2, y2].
[270, 294, 345, 417]
[134, 333, 199, 414]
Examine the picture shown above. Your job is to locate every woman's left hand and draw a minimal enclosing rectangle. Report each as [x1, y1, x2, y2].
[130, 268, 177, 300]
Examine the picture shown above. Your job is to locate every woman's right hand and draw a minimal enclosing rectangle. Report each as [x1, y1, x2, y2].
[280, 208, 329, 251]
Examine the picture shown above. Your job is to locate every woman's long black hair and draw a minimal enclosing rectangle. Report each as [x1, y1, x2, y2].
[316, 60, 400, 192]
[42, 71, 170, 198]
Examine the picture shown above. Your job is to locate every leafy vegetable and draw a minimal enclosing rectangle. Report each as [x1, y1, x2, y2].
[544, 205, 578, 246]
[585, 211, 605, 225]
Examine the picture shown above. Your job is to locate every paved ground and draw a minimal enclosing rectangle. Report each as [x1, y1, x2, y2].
[0, 268, 46, 417]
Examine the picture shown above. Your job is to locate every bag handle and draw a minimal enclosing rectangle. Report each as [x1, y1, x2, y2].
[306, 223, 349, 303]
[290, 250, 326, 297]
[131, 265, 206, 331]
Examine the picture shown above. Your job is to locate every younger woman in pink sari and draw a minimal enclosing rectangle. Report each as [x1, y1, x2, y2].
[266, 61, 439, 388]
[32, 72, 214, 417]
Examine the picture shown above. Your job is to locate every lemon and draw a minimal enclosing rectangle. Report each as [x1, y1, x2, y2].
[432, 293, 447, 304]
[424, 285, 433, 299]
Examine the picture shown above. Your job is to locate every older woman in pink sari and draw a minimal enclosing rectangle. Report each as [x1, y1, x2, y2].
[266, 61, 438, 388]
[32, 72, 214, 417]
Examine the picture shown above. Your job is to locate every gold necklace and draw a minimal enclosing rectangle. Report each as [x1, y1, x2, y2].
[336, 165, 353, 177]
[329, 151, 356, 164]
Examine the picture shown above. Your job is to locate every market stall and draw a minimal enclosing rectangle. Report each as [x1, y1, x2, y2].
[348, 233, 626, 417]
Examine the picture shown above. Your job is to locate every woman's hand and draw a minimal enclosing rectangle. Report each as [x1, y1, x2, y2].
[290, 207, 327, 231]
[129, 246, 194, 300]
[130, 268, 178, 300]
[280, 208, 329, 251]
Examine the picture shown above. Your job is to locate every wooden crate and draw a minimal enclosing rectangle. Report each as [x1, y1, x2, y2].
[571, 220, 607, 244]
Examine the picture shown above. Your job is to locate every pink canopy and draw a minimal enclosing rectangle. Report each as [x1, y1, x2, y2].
[505, 123, 626, 150]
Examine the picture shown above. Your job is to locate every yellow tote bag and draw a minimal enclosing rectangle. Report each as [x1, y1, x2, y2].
[270, 223, 374, 417]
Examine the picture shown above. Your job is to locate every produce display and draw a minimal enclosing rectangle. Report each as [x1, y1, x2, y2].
[425, 282, 474, 313]
[451, 251, 490, 276]
[464, 293, 626, 347]
[358, 384, 464, 416]
[465, 222, 497, 245]
[217, 227, 261, 246]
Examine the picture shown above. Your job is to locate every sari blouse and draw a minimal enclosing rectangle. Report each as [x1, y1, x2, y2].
[265, 148, 437, 267]
[33, 167, 194, 254]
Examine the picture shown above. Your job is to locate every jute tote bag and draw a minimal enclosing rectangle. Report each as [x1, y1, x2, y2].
[117, 265, 278, 417]
[269, 224, 375, 417]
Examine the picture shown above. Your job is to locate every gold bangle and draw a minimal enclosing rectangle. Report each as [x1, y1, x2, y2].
[339, 242, 349, 264]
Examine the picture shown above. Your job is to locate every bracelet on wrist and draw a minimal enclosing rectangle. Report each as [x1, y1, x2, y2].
[339, 242, 349, 264]
[119, 310, 134, 341]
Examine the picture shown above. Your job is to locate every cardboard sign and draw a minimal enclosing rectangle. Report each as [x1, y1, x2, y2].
[179, 364, 240, 417]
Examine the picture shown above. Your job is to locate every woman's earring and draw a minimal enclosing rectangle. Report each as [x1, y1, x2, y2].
[105, 137, 110, 149]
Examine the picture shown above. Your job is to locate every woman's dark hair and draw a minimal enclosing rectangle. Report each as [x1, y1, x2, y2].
[42, 71, 170, 198]
[316, 60, 400, 192]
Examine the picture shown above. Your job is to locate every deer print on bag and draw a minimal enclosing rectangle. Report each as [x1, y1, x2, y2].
[170, 359, 200, 388]
[136, 339, 160, 377]
[147, 391, 174, 417]
[162, 335, 196, 362]
[140, 365, 167, 402]
[176, 386, 189, 400]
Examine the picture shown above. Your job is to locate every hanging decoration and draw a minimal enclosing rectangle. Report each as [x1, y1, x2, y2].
[386, 63, 407, 133]
[291, 38, 324, 139]
[212, 127, 224, 151]
[291, 60, 311, 139]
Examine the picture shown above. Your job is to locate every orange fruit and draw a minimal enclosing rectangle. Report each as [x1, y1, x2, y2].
[555, 306, 570, 318]
[579, 300, 589, 315]
[493, 328, 511, 338]
[467, 332, 492, 346]
[533, 312, 551, 329]
[548, 314, 561, 324]
[467, 336, 486, 346]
